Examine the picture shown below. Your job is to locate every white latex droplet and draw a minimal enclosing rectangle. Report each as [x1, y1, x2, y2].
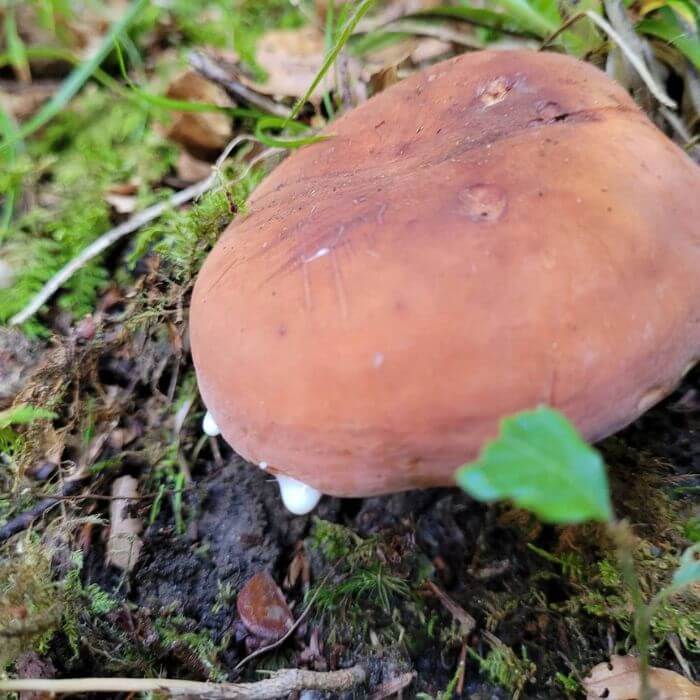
[202, 411, 221, 437]
[276, 474, 322, 515]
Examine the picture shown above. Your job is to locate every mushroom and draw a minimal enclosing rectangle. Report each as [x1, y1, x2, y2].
[190, 50, 700, 512]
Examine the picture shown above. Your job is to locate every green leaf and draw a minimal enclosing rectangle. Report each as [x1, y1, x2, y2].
[0, 404, 56, 429]
[637, 7, 700, 71]
[456, 407, 613, 524]
[496, 0, 560, 36]
[671, 543, 700, 589]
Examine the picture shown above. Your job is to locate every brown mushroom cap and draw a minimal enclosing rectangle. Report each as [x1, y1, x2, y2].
[190, 50, 700, 498]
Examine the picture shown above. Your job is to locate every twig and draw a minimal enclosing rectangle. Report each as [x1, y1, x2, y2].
[234, 573, 331, 671]
[668, 633, 695, 682]
[425, 580, 476, 635]
[539, 12, 586, 51]
[0, 666, 366, 699]
[10, 137, 282, 325]
[369, 671, 416, 700]
[584, 10, 676, 108]
[456, 638, 468, 695]
[189, 51, 292, 119]
[0, 476, 88, 543]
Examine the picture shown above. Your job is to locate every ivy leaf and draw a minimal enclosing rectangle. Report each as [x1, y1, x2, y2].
[456, 407, 613, 524]
[671, 543, 700, 589]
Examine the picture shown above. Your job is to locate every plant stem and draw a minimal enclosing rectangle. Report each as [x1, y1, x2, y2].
[608, 520, 653, 700]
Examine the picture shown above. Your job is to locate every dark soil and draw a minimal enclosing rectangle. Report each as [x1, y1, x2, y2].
[59, 366, 699, 698]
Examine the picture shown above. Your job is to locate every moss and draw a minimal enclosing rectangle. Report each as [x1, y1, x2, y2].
[555, 671, 580, 696]
[155, 615, 227, 681]
[0, 87, 176, 335]
[0, 538, 60, 670]
[308, 519, 427, 646]
[130, 161, 264, 290]
[468, 635, 536, 700]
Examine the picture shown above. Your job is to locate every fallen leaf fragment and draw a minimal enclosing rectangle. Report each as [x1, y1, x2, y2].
[410, 37, 453, 64]
[104, 193, 137, 214]
[583, 655, 699, 699]
[0, 82, 57, 122]
[106, 475, 143, 572]
[237, 570, 294, 641]
[250, 26, 363, 102]
[176, 149, 213, 183]
[165, 70, 233, 152]
[252, 26, 330, 101]
[369, 65, 400, 96]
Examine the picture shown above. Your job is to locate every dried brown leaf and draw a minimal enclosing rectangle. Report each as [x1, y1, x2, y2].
[104, 193, 137, 214]
[369, 65, 400, 96]
[583, 656, 699, 699]
[410, 38, 453, 64]
[176, 149, 213, 183]
[250, 26, 362, 102]
[0, 82, 57, 122]
[237, 571, 294, 641]
[165, 70, 233, 152]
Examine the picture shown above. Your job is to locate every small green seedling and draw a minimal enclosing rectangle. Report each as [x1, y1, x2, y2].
[457, 407, 612, 524]
[456, 406, 700, 700]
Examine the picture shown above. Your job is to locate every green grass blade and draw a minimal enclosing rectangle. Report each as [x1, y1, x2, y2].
[323, 0, 336, 119]
[287, 0, 377, 122]
[255, 116, 326, 148]
[113, 38, 271, 120]
[0, 0, 150, 151]
[419, 4, 537, 35]
[0, 105, 22, 238]
[4, 9, 30, 81]
[496, 0, 560, 36]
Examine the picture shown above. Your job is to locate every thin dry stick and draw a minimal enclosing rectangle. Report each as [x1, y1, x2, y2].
[539, 12, 586, 50]
[0, 666, 366, 699]
[584, 10, 676, 108]
[10, 136, 282, 326]
[189, 51, 292, 119]
[234, 573, 331, 671]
